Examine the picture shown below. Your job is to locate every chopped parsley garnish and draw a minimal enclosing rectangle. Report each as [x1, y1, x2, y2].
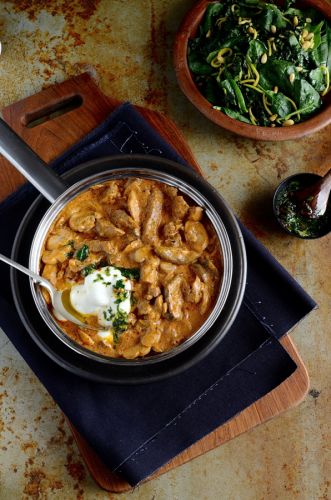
[81, 263, 97, 277]
[65, 240, 75, 258]
[115, 267, 140, 280]
[114, 279, 125, 289]
[81, 258, 109, 278]
[112, 309, 129, 343]
[114, 285, 128, 303]
[76, 244, 89, 261]
[102, 307, 129, 344]
[103, 308, 115, 322]
[92, 272, 116, 287]
[113, 278, 128, 302]
[93, 273, 103, 283]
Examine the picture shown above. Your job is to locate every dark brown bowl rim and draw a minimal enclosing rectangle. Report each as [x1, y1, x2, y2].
[173, 0, 331, 141]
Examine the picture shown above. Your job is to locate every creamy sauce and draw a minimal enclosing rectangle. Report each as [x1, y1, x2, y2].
[41, 179, 223, 359]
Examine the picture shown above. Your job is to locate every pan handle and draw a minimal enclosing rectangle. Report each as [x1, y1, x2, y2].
[0, 118, 67, 203]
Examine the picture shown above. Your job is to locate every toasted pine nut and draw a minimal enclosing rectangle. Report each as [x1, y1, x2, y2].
[269, 114, 278, 122]
[302, 29, 308, 38]
[271, 25, 277, 33]
[273, 86, 279, 93]
[306, 33, 314, 41]
[206, 29, 212, 38]
[248, 26, 255, 34]
[293, 16, 299, 27]
[261, 53, 268, 64]
[282, 119, 295, 126]
[271, 124, 276, 127]
[296, 66, 303, 72]
[289, 73, 295, 83]
[306, 17, 312, 23]
[302, 40, 311, 50]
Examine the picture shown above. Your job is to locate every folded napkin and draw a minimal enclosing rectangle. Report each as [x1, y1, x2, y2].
[0, 103, 316, 486]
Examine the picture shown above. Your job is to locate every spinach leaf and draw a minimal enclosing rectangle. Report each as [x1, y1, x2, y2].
[76, 244, 89, 261]
[188, 50, 214, 75]
[202, 3, 224, 34]
[327, 25, 331, 73]
[204, 79, 221, 104]
[220, 79, 237, 108]
[309, 21, 324, 54]
[230, 79, 248, 113]
[285, 0, 296, 9]
[220, 78, 247, 112]
[288, 34, 300, 50]
[257, 4, 287, 31]
[312, 23, 331, 73]
[285, 7, 304, 19]
[206, 49, 219, 64]
[247, 39, 267, 63]
[223, 54, 244, 80]
[265, 91, 292, 117]
[309, 67, 326, 92]
[215, 106, 251, 124]
[259, 60, 298, 96]
[286, 33, 309, 67]
[293, 79, 322, 116]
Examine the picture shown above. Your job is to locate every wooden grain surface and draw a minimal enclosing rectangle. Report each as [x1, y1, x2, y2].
[0, 73, 309, 493]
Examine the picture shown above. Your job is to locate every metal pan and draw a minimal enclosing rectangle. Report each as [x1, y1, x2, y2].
[0, 118, 247, 383]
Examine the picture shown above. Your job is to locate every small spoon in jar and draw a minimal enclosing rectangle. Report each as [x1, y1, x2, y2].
[290, 167, 331, 218]
[0, 253, 108, 331]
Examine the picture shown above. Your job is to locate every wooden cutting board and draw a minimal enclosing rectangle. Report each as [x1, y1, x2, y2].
[0, 73, 309, 492]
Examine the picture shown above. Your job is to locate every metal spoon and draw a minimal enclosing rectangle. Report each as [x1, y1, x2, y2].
[0, 253, 107, 331]
[291, 167, 331, 218]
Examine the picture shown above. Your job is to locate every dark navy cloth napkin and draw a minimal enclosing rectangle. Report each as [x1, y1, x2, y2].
[0, 103, 316, 485]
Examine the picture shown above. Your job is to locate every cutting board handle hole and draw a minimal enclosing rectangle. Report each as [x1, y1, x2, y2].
[22, 94, 83, 128]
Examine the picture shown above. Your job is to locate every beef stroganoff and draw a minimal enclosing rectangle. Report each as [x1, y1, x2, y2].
[40, 179, 223, 359]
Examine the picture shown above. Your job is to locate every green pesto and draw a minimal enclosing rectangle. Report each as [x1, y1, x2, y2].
[276, 180, 330, 237]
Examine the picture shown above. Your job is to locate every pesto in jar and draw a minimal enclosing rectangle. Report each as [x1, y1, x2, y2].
[276, 180, 330, 238]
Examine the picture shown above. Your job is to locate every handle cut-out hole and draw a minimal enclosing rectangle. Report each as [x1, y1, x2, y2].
[23, 94, 83, 128]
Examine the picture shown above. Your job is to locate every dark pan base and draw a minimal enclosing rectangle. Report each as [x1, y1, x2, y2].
[10, 155, 246, 384]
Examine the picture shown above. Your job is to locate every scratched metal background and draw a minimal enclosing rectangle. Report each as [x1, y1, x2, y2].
[0, 1, 330, 499]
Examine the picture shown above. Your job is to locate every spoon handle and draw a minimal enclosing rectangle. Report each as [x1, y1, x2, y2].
[0, 118, 67, 203]
[0, 253, 52, 291]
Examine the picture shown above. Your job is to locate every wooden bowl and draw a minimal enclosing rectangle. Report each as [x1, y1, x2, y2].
[174, 0, 331, 141]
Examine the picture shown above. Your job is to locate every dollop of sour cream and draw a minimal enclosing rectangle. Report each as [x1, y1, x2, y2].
[70, 266, 131, 332]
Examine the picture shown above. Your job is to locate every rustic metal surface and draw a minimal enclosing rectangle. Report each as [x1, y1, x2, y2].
[0, 1, 330, 499]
